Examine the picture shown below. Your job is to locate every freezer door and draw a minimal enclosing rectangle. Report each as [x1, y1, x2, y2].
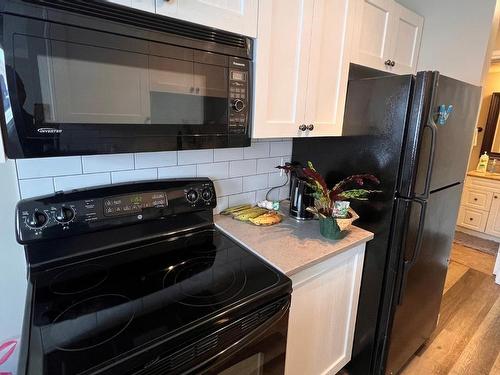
[384, 183, 463, 374]
[414, 75, 481, 194]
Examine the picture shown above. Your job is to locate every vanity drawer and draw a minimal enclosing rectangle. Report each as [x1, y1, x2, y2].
[457, 206, 488, 232]
[462, 188, 493, 210]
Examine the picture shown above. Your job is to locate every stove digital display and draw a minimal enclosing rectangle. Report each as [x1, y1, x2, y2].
[104, 192, 167, 216]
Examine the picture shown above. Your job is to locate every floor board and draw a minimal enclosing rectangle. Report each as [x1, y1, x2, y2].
[399, 243, 499, 375]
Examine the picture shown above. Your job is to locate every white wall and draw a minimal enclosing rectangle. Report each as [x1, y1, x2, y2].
[397, 0, 497, 86]
[0, 160, 25, 374]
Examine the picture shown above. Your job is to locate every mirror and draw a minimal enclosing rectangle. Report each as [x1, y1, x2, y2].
[482, 92, 500, 156]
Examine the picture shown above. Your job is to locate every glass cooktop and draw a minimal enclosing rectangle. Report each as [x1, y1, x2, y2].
[30, 229, 285, 374]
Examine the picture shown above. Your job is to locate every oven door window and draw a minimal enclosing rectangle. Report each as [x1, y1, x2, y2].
[9, 21, 228, 136]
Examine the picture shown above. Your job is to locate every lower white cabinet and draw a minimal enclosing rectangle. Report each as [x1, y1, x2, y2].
[285, 244, 366, 375]
[457, 175, 500, 239]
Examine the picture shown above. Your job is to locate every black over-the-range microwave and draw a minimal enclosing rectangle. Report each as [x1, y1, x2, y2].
[0, 0, 253, 158]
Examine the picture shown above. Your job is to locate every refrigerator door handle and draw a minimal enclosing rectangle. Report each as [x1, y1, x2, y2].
[415, 73, 440, 200]
[397, 198, 427, 305]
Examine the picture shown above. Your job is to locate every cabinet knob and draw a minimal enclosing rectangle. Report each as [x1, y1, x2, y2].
[495, 196, 498, 199]
[474, 198, 478, 201]
[390, 60, 396, 67]
[299, 124, 307, 131]
[384, 59, 392, 66]
[469, 217, 474, 221]
[307, 124, 314, 131]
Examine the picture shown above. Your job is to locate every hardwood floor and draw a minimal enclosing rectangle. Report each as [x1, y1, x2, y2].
[400, 244, 499, 375]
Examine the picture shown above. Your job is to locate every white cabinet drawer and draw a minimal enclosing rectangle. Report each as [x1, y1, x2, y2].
[457, 206, 488, 232]
[462, 188, 493, 211]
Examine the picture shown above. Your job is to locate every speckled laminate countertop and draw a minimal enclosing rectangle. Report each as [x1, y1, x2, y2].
[214, 205, 374, 276]
[467, 170, 500, 181]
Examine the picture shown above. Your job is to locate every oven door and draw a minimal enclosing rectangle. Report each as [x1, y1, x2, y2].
[1, 12, 238, 157]
[200, 305, 290, 375]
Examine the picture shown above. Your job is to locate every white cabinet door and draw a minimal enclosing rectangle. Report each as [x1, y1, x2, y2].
[285, 244, 365, 375]
[155, 0, 178, 16]
[486, 194, 500, 237]
[457, 205, 489, 232]
[304, 0, 356, 136]
[253, 0, 313, 138]
[156, 0, 258, 37]
[389, 2, 423, 74]
[106, 0, 156, 13]
[351, 0, 395, 71]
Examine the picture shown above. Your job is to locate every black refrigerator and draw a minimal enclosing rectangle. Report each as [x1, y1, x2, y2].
[292, 71, 481, 375]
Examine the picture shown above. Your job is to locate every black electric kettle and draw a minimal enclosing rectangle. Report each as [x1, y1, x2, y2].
[289, 172, 314, 220]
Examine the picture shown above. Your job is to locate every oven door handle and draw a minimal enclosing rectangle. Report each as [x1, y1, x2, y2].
[185, 297, 291, 375]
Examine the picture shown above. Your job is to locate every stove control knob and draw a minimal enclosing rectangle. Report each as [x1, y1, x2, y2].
[55, 207, 75, 223]
[231, 99, 245, 112]
[201, 188, 213, 201]
[27, 211, 48, 228]
[186, 190, 199, 203]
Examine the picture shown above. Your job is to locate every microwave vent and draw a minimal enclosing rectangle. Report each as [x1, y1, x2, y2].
[23, 0, 250, 51]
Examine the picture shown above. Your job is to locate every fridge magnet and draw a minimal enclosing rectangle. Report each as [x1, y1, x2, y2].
[436, 104, 453, 125]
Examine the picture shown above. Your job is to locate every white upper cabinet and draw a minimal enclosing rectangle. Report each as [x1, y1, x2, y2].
[351, 0, 423, 74]
[156, 0, 258, 37]
[390, 3, 424, 74]
[253, 0, 313, 138]
[305, 0, 355, 136]
[351, 0, 394, 71]
[106, 0, 156, 13]
[253, 0, 355, 138]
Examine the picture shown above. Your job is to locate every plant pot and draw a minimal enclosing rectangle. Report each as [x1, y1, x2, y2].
[318, 216, 348, 240]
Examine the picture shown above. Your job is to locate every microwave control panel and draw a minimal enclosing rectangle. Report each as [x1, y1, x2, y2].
[228, 57, 250, 135]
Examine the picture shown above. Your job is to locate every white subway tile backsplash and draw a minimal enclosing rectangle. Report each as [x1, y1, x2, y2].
[229, 159, 256, 177]
[158, 165, 197, 179]
[228, 192, 256, 207]
[242, 174, 268, 192]
[14, 141, 294, 204]
[256, 157, 282, 174]
[268, 172, 288, 187]
[214, 178, 243, 196]
[178, 149, 213, 165]
[83, 154, 134, 173]
[54, 173, 111, 191]
[17, 156, 82, 179]
[214, 148, 244, 162]
[112, 168, 157, 184]
[197, 162, 229, 180]
[256, 188, 274, 202]
[270, 140, 293, 157]
[19, 178, 54, 198]
[134, 151, 177, 169]
[215, 196, 229, 214]
[244, 142, 269, 159]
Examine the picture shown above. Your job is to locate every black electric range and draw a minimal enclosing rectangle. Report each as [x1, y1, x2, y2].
[16, 179, 292, 375]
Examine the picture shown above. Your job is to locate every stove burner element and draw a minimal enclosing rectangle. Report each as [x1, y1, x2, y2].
[162, 257, 247, 307]
[50, 294, 134, 351]
[50, 264, 108, 295]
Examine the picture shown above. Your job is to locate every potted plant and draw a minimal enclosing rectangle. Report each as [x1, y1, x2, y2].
[278, 162, 380, 240]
